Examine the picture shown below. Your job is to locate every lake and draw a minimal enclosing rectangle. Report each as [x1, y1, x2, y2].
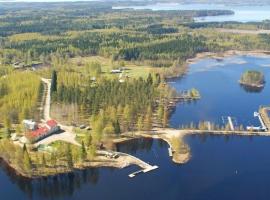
[169, 55, 270, 128]
[3, 135, 270, 200]
[113, 3, 270, 22]
[1, 55, 270, 199]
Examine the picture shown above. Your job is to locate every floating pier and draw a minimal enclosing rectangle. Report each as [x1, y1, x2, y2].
[168, 147, 173, 157]
[227, 116, 235, 131]
[129, 165, 159, 178]
[246, 111, 268, 132]
[254, 112, 267, 131]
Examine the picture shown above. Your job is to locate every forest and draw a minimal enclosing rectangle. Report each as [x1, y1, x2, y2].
[1, 1, 270, 178]
[1, 1, 270, 130]
[0, 1, 258, 69]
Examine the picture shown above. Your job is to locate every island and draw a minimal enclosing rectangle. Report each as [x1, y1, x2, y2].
[239, 70, 265, 88]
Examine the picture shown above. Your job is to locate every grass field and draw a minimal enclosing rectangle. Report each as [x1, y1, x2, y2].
[70, 56, 153, 79]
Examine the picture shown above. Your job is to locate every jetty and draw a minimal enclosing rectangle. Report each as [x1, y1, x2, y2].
[227, 116, 235, 131]
[128, 165, 159, 178]
[222, 116, 236, 131]
[109, 152, 159, 178]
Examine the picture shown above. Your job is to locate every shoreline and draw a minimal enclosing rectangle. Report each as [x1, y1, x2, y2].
[2, 127, 270, 179]
[163, 49, 270, 80]
[0, 149, 154, 179]
[239, 81, 265, 88]
[186, 50, 270, 65]
[2, 49, 270, 179]
[118, 130, 191, 164]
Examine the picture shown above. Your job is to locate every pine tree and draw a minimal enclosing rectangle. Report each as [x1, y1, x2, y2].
[136, 116, 144, 131]
[162, 107, 169, 128]
[157, 104, 164, 122]
[23, 145, 32, 172]
[66, 144, 73, 169]
[4, 117, 11, 129]
[123, 105, 131, 131]
[51, 70, 57, 94]
[114, 119, 121, 134]
[147, 73, 153, 85]
[80, 141, 87, 162]
[86, 134, 92, 147]
[50, 152, 57, 166]
[144, 106, 153, 131]
[88, 144, 96, 159]
[42, 153, 46, 166]
[154, 73, 161, 86]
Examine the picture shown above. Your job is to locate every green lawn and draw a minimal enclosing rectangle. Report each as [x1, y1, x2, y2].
[70, 56, 153, 79]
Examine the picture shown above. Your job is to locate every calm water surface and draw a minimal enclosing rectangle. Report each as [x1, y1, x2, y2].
[1, 56, 270, 200]
[169, 55, 270, 128]
[113, 3, 270, 22]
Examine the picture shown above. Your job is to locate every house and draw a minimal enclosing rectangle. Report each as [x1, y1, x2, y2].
[12, 62, 24, 69]
[23, 119, 38, 130]
[111, 69, 122, 73]
[26, 119, 60, 143]
[45, 119, 60, 134]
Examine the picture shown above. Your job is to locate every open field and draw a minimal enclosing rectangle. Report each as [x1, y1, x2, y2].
[70, 56, 153, 79]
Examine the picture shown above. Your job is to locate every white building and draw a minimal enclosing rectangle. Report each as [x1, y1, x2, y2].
[23, 119, 38, 130]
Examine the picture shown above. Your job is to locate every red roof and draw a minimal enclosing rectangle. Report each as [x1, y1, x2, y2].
[46, 120, 58, 128]
[29, 127, 48, 138]
[27, 119, 58, 139]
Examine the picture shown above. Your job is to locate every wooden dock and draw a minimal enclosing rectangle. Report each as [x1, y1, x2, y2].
[168, 147, 173, 157]
[227, 116, 235, 131]
[128, 165, 159, 178]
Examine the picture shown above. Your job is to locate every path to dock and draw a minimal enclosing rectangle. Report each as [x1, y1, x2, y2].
[38, 78, 80, 146]
[39, 78, 158, 177]
[41, 78, 51, 121]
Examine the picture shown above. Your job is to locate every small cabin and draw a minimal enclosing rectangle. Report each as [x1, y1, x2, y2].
[111, 69, 122, 74]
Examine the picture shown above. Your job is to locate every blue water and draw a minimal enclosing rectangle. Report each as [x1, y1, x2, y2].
[113, 3, 270, 22]
[169, 55, 270, 128]
[1, 56, 270, 199]
[3, 136, 270, 200]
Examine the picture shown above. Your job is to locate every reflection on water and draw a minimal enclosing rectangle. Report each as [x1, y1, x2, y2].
[116, 138, 157, 154]
[0, 158, 101, 199]
[2, 135, 270, 199]
[239, 84, 264, 93]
